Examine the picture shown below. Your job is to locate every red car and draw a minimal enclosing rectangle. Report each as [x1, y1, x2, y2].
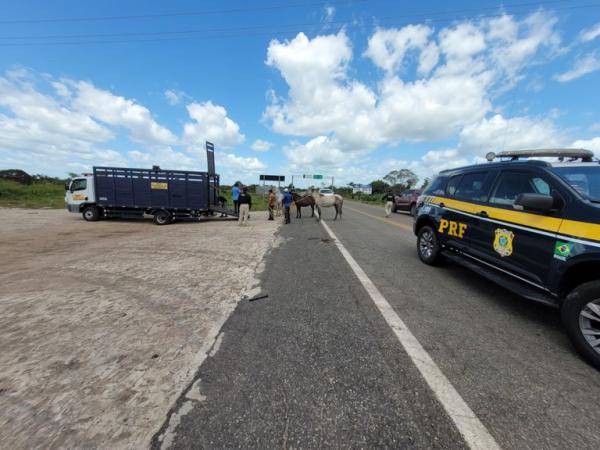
[393, 189, 422, 216]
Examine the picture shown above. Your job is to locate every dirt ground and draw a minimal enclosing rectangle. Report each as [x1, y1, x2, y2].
[0, 208, 280, 449]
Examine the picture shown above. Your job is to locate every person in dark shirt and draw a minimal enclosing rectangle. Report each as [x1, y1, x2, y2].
[382, 190, 395, 217]
[238, 187, 252, 226]
[217, 192, 228, 217]
[282, 188, 293, 224]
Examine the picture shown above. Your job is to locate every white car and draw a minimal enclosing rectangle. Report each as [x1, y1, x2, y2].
[318, 188, 334, 196]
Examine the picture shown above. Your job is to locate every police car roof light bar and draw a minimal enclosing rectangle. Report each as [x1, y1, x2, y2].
[486, 148, 594, 162]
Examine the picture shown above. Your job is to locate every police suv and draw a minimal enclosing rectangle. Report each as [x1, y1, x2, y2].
[414, 149, 600, 369]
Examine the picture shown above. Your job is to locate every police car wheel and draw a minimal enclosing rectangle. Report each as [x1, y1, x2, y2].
[561, 281, 600, 369]
[417, 225, 442, 265]
[82, 206, 99, 222]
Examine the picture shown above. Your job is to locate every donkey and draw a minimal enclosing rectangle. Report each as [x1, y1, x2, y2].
[291, 192, 315, 218]
[311, 190, 343, 221]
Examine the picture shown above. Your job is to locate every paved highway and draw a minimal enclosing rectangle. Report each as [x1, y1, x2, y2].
[154, 200, 600, 449]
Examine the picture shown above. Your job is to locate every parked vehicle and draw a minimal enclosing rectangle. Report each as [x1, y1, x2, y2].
[414, 148, 600, 369]
[393, 189, 422, 216]
[65, 166, 233, 224]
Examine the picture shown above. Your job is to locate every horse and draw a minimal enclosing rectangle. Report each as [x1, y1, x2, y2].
[291, 192, 315, 218]
[311, 190, 343, 221]
[275, 190, 284, 217]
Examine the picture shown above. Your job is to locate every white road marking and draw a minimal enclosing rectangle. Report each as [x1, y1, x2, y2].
[320, 220, 501, 450]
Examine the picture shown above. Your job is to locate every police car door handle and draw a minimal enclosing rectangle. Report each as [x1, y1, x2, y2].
[477, 210, 488, 218]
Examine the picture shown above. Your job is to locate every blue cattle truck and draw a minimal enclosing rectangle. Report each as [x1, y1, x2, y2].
[65, 166, 235, 225]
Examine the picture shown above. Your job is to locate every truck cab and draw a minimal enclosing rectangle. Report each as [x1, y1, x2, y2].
[65, 175, 97, 219]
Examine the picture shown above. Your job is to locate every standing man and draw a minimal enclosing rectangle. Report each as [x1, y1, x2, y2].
[238, 186, 252, 226]
[282, 188, 293, 224]
[267, 189, 276, 221]
[232, 183, 240, 214]
[382, 190, 395, 217]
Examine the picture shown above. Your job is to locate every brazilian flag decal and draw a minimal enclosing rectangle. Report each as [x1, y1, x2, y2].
[554, 241, 573, 261]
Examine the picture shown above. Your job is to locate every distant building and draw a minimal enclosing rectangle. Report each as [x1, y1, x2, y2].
[352, 184, 372, 195]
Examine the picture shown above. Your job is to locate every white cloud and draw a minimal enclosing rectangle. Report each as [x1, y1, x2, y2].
[572, 137, 600, 153]
[220, 153, 266, 171]
[365, 25, 433, 73]
[250, 139, 273, 152]
[554, 54, 600, 82]
[458, 114, 565, 153]
[283, 136, 349, 169]
[164, 89, 186, 105]
[0, 69, 245, 179]
[71, 81, 178, 146]
[580, 22, 600, 42]
[183, 101, 245, 149]
[264, 11, 561, 173]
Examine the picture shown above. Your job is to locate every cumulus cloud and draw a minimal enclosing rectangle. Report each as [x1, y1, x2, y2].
[0, 69, 246, 178]
[580, 22, 600, 42]
[554, 53, 600, 82]
[572, 137, 600, 153]
[71, 81, 178, 146]
[220, 153, 266, 171]
[183, 101, 245, 150]
[251, 139, 273, 152]
[264, 11, 561, 171]
[364, 25, 433, 73]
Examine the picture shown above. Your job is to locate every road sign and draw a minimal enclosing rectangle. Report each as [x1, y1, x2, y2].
[259, 175, 285, 182]
[303, 174, 323, 179]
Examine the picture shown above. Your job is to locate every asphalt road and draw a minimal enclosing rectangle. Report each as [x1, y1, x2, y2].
[154, 201, 600, 449]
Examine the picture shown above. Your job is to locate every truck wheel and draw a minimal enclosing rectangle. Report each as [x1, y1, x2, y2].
[82, 206, 99, 222]
[417, 225, 442, 265]
[410, 203, 417, 216]
[561, 281, 600, 369]
[153, 210, 171, 225]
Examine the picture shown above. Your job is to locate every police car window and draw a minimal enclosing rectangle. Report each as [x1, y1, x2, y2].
[446, 176, 461, 196]
[423, 176, 448, 196]
[551, 166, 600, 202]
[70, 179, 87, 191]
[452, 172, 489, 201]
[490, 172, 550, 206]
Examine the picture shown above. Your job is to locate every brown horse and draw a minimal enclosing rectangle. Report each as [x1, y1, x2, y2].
[291, 192, 315, 218]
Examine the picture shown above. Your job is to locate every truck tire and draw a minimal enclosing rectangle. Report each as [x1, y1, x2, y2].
[561, 281, 600, 369]
[82, 206, 100, 222]
[417, 225, 442, 265]
[153, 210, 171, 225]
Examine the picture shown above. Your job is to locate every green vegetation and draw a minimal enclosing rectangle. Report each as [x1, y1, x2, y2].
[0, 179, 66, 208]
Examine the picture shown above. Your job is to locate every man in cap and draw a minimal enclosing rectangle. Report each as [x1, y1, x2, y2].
[282, 188, 293, 224]
[238, 186, 252, 226]
[382, 190, 395, 217]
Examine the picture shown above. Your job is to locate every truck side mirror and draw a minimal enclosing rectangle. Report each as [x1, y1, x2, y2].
[65, 181, 70, 191]
[514, 193, 554, 213]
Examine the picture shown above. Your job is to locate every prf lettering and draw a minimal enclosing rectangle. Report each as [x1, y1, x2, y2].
[438, 219, 467, 238]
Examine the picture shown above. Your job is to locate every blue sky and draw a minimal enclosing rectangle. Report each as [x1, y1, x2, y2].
[1, 0, 599, 186]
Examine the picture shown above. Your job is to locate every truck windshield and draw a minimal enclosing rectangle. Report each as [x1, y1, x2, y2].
[70, 179, 87, 191]
[551, 166, 600, 202]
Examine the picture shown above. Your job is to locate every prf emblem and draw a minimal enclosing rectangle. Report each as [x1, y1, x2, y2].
[438, 219, 467, 238]
[493, 228, 514, 257]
